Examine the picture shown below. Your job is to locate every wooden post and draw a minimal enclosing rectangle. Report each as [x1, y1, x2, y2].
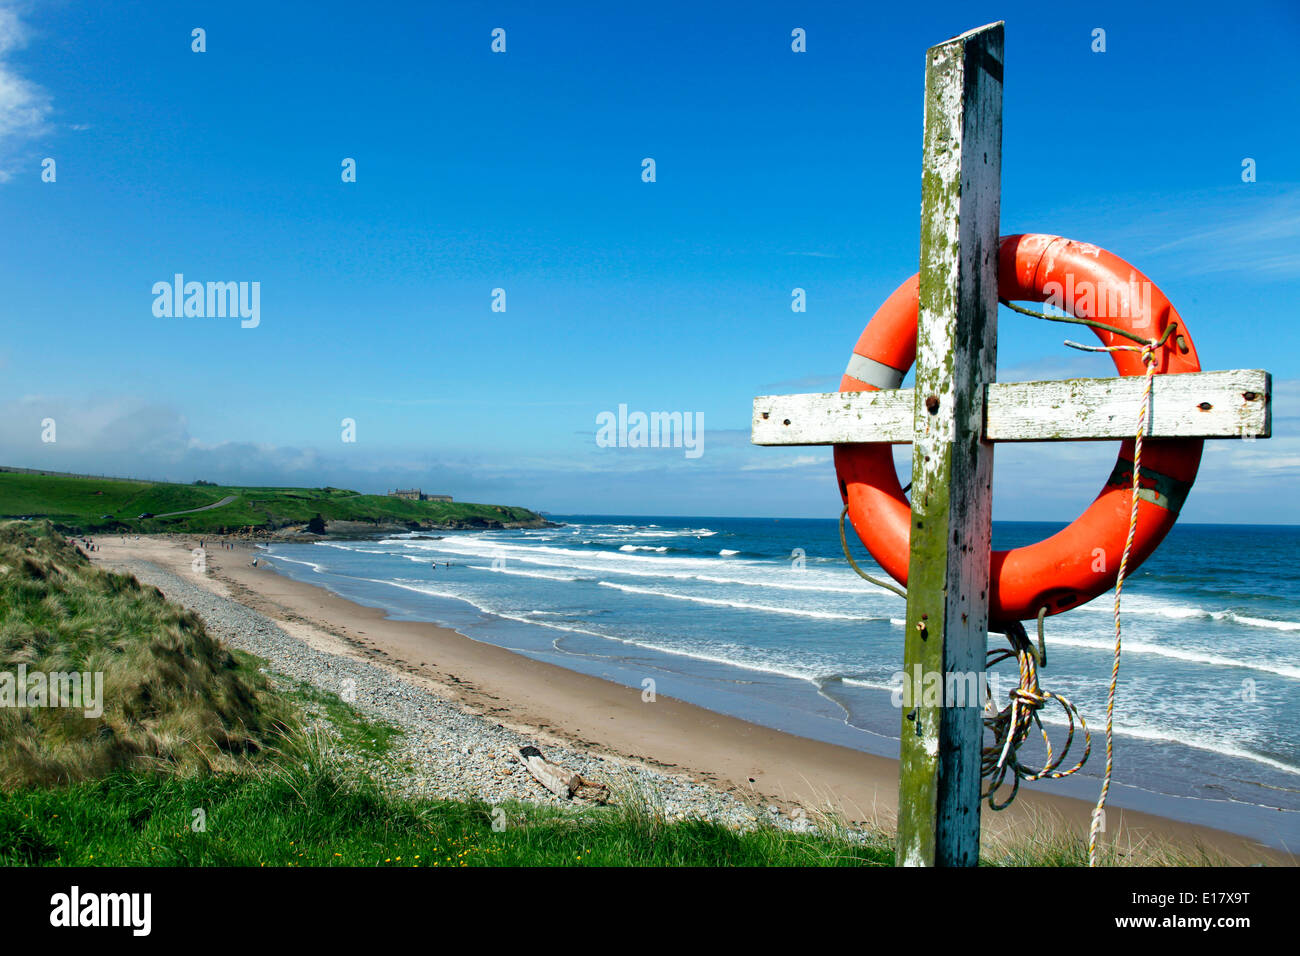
[897, 21, 1003, 867]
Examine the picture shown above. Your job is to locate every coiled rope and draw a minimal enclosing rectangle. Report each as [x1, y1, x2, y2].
[981, 618, 1090, 810]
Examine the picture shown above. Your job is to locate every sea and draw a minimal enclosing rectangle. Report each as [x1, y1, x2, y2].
[258, 516, 1300, 850]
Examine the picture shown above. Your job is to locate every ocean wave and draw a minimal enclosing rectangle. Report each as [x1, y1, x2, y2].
[596, 581, 886, 621]
[622, 528, 716, 539]
[831, 671, 1300, 777]
[569, 527, 716, 540]
[1222, 612, 1300, 632]
[263, 552, 329, 574]
[1076, 597, 1300, 632]
[358, 577, 462, 600]
[348, 533, 907, 601]
[832, 675, 900, 693]
[718, 549, 740, 556]
[355, 575, 863, 685]
[465, 564, 583, 583]
[1040, 634, 1300, 680]
[316, 540, 393, 553]
[686, 573, 879, 595]
[489, 612, 611, 642]
[1031, 710, 1300, 778]
[546, 629, 836, 683]
[381, 537, 854, 579]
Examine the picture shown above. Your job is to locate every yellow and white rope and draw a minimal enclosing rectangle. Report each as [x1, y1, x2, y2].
[1063, 336, 1160, 867]
[981, 620, 1091, 810]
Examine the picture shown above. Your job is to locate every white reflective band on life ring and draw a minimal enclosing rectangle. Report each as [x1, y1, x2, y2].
[844, 353, 906, 390]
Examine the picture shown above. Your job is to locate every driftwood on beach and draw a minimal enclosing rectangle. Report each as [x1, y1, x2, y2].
[519, 746, 610, 803]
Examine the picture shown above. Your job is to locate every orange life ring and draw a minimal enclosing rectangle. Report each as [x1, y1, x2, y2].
[834, 234, 1203, 623]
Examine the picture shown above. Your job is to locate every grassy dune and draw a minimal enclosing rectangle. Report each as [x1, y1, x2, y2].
[0, 522, 284, 789]
[0, 472, 544, 535]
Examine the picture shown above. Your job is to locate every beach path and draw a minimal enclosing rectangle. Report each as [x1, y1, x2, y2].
[154, 494, 238, 518]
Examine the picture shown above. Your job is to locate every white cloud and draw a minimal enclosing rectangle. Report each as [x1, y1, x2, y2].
[0, 2, 50, 181]
[1107, 185, 1300, 281]
[739, 453, 827, 472]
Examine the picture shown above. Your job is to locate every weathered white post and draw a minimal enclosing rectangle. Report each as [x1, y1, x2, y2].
[897, 21, 1003, 868]
[749, 20, 1272, 869]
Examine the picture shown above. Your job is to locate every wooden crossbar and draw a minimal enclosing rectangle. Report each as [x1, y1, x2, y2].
[751, 369, 1272, 446]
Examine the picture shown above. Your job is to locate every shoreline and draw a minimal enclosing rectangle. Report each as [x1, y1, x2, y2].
[92, 534, 1292, 864]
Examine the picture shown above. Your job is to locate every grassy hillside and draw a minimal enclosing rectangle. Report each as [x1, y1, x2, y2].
[0, 472, 545, 535]
[0, 521, 283, 788]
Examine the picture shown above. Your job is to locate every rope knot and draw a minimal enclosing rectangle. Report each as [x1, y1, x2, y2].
[1009, 686, 1047, 707]
[981, 619, 1091, 812]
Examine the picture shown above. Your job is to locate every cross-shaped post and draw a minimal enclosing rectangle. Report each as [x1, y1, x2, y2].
[751, 21, 1272, 867]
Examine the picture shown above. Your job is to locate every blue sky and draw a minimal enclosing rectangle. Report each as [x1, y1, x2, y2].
[0, 0, 1297, 521]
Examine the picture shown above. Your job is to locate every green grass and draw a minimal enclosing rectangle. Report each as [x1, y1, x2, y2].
[0, 743, 895, 867]
[0, 703, 1215, 866]
[281, 674, 403, 758]
[0, 472, 544, 535]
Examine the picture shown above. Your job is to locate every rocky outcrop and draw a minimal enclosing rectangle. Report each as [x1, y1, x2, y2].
[272, 516, 559, 539]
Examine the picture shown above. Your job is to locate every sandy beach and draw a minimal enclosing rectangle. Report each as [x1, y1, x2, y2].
[90, 533, 1291, 865]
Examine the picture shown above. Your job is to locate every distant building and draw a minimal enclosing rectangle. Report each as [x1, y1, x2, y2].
[388, 488, 452, 502]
